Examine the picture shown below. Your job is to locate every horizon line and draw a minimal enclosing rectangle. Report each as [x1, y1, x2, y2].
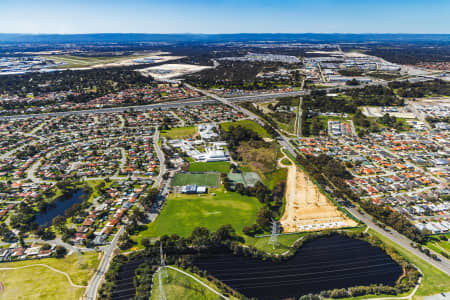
[0, 32, 449, 35]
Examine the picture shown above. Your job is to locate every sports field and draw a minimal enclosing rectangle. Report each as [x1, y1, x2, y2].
[160, 126, 197, 139]
[188, 161, 230, 173]
[172, 172, 219, 187]
[136, 188, 262, 239]
[220, 119, 271, 138]
[0, 252, 100, 300]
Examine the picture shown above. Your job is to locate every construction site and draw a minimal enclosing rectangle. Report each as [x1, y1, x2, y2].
[280, 161, 357, 233]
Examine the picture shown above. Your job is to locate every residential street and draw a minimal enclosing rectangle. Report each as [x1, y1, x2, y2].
[84, 226, 125, 300]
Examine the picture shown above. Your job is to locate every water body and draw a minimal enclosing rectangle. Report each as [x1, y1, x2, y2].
[194, 235, 402, 299]
[111, 258, 151, 300]
[35, 189, 87, 226]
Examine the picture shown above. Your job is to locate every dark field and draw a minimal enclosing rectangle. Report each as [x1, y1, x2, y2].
[194, 236, 402, 299]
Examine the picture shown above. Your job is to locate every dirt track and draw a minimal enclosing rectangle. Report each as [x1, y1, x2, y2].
[280, 162, 356, 232]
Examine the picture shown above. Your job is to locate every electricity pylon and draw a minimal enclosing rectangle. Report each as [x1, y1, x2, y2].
[160, 244, 168, 279]
[268, 219, 280, 249]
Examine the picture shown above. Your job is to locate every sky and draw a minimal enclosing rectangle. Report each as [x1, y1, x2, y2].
[1, 0, 449, 34]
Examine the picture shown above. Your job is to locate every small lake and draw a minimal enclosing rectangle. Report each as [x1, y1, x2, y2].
[193, 235, 402, 299]
[35, 189, 87, 226]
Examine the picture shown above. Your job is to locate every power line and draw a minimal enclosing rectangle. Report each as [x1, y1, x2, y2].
[160, 244, 168, 279]
[268, 219, 280, 249]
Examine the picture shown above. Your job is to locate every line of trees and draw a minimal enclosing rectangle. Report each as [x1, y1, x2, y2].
[389, 79, 450, 98]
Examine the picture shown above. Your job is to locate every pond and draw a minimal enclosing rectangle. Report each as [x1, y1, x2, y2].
[35, 189, 88, 226]
[193, 235, 402, 299]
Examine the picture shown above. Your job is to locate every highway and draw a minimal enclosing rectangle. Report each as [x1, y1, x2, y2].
[1, 76, 437, 121]
[2, 70, 445, 122]
[0, 98, 217, 121]
[0, 91, 307, 121]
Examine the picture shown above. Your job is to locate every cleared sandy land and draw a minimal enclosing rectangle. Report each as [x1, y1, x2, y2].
[280, 163, 356, 233]
[361, 106, 416, 119]
[91, 52, 184, 68]
[48, 52, 184, 70]
[415, 97, 450, 105]
[139, 63, 212, 79]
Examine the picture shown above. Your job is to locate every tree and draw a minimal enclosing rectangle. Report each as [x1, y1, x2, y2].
[256, 207, 272, 229]
[52, 215, 66, 230]
[55, 246, 67, 258]
[243, 226, 252, 236]
[41, 243, 51, 250]
[141, 188, 159, 210]
[141, 237, 151, 248]
[0, 223, 14, 241]
[130, 208, 146, 223]
[118, 232, 134, 250]
[190, 227, 211, 249]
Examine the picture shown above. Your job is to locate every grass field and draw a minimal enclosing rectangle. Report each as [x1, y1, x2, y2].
[246, 233, 307, 255]
[425, 233, 450, 257]
[368, 229, 450, 298]
[188, 162, 230, 173]
[135, 188, 262, 242]
[236, 142, 281, 187]
[265, 167, 288, 190]
[220, 119, 271, 138]
[150, 268, 228, 300]
[246, 227, 366, 255]
[0, 252, 100, 300]
[426, 240, 450, 257]
[160, 126, 197, 139]
[172, 173, 219, 187]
